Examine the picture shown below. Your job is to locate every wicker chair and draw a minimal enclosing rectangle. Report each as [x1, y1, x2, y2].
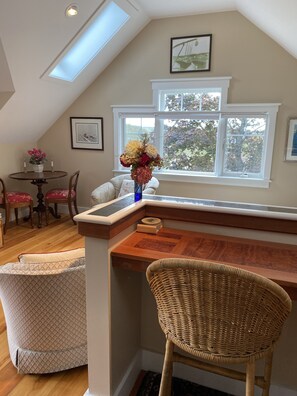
[146, 258, 292, 396]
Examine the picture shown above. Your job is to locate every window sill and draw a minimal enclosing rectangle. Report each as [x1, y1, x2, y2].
[113, 170, 270, 188]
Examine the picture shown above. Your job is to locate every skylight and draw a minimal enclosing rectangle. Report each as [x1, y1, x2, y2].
[49, 1, 130, 82]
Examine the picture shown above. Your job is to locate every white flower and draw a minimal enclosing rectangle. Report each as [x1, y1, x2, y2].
[146, 144, 158, 158]
[125, 140, 142, 157]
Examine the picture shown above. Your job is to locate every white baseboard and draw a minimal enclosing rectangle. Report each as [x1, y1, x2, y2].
[114, 351, 142, 396]
[84, 351, 142, 396]
[52, 204, 89, 215]
[0, 204, 89, 220]
[0, 207, 30, 223]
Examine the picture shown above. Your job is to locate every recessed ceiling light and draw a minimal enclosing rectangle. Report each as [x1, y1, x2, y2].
[66, 4, 79, 17]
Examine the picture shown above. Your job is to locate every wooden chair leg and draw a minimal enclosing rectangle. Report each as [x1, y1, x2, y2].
[54, 203, 58, 217]
[45, 201, 49, 225]
[14, 208, 19, 225]
[246, 361, 255, 396]
[159, 339, 174, 396]
[68, 199, 76, 225]
[29, 203, 34, 229]
[3, 205, 9, 234]
[74, 198, 79, 215]
[262, 351, 273, 396]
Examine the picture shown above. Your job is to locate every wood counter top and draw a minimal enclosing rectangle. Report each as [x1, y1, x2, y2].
[111, 227, 297, 298]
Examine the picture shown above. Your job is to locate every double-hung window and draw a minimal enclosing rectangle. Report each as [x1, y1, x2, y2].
[113, 78, 280, 188]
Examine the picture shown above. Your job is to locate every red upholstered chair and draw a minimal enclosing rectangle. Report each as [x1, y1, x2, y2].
[45, 170, 80, 225]
[0, 178, 34, 234]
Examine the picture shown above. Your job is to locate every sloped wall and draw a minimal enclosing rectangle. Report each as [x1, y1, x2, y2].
[0, 39, 14, 110]
[39, 11, 297, 209]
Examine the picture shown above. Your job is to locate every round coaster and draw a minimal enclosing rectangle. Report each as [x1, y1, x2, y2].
[141, 217, 161, 226]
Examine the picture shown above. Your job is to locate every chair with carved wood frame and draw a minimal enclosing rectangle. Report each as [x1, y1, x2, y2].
[0, 178, 34, 234]
[146, 258, 292, 396]
[45, 170, 80, 225]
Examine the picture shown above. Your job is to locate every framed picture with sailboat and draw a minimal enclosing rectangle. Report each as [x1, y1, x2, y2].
[170, 34, 212, 73]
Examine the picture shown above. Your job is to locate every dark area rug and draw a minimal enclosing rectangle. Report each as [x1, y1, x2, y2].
[136, 371, 234, 396]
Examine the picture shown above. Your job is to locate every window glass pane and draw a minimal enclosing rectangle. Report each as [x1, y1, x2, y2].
[162, 119, 218, 172]
[49, 2, 130, 82]
[163, 94, 182, 111]
[123, 118, 155, 146]
[161, 90, 220, 111]
[223, 117, 266, 175]
[182, 93, 201, 111]
[201, 93, 220, 111]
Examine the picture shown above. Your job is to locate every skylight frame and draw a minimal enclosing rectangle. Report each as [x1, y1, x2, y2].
[44, 0, 131, 83]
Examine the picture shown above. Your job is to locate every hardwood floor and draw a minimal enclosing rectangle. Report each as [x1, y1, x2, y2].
[0, 215, 88, 396]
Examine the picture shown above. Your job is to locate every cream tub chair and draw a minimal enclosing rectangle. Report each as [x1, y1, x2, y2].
[90, 174, 159, 206]
[0, 248, 87, 374]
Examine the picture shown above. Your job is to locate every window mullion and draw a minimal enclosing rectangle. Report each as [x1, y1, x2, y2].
[154, 115, 163, 158]
[215, 116, 226, 176]
[157, 111, 220, 120]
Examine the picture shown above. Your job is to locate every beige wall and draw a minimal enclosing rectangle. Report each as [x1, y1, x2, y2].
[0, 142, 36, 194]
[39, 11, 297, 209]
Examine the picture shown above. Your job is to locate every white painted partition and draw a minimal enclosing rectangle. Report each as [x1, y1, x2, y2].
[75, 194, 297, 395]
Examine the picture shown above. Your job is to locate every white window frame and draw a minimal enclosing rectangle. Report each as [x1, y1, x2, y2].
[113, 78, 280, 188]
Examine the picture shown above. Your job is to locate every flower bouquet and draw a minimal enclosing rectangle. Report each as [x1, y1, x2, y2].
[28, 148, 47, 165]
[120, 135, 162, 200]
[27, 148, 47, 172]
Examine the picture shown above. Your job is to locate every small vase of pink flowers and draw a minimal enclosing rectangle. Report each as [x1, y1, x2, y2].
[28, 148, 47, 172]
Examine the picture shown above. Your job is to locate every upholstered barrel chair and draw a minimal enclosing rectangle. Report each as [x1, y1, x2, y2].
[90, 174, 159, 206]
[0, 248, 87, 374]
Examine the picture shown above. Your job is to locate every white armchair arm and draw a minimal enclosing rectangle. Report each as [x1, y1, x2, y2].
[90, 175, 160, 206]
[90, 182, 116, 206]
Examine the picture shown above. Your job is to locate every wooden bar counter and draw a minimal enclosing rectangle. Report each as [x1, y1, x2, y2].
[75, 194, 297, 396]
[111, 227, 297, 299]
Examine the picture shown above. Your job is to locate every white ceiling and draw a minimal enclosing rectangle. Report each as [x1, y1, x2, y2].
[0, 0, 296, 143]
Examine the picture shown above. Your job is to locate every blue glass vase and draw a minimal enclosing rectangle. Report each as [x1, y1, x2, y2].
[134, 181, 143, 202]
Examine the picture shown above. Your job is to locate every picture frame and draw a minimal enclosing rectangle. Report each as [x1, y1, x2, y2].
[285, 118, 297, 161]
[170, 34, 212, 73]
[70, 117, 104, 150]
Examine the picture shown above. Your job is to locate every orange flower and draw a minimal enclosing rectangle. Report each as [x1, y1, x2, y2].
[131, 166, 152, 185]
[120, 135, 163, 185]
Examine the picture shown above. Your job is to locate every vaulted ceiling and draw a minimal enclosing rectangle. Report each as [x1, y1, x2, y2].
[0, 0, 296, 143]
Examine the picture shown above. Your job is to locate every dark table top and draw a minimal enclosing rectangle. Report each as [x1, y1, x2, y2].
[9, 171, 67, 181]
